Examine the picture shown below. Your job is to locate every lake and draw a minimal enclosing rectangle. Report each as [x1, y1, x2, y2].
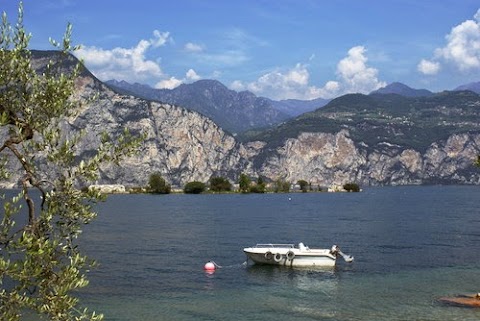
[77, 186, 480, 320]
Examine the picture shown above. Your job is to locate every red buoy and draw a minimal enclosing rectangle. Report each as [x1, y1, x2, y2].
[204, 261, 216, 272]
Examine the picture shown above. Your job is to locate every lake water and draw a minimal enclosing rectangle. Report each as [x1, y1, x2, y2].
[77, 186, 480, 320]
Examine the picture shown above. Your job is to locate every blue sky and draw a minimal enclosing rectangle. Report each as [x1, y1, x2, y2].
[3, 0, 480, 100]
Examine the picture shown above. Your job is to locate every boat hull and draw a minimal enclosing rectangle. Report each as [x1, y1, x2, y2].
[439, 294, 480, 307]
[243, 246, 336, 267]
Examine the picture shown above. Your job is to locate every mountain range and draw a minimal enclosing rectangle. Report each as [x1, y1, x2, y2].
[372, 81, 480, 96]
[2, 50, 480, 188]
[370, 82, 434, 97]
[108, 78, 480, 135]
[106, 79, 330, 134]
[454, 81, 480, 94]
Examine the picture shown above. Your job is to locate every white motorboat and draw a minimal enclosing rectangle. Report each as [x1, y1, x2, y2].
[243, 243, 353, 267]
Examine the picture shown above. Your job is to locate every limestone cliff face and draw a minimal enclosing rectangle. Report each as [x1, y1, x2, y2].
[0, 71, 262, 188]
[257, 130, 480, 186]
[65, 76, 262, 187]
[259, 131, 366, 186]
[3, 53, 480, 188]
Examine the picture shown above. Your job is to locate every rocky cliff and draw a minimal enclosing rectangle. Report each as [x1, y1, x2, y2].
[258, 130, 480, 187]
[67, 74, 265, 188]
[2, 52, 480, 188]
[64, 75, 480, 187]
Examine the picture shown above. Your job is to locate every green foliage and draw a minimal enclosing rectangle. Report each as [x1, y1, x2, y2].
[274, 179, 290, 193]
[238, 173, 251, 193]
[248, 185, 262, 193]
[297, 180, 308, 192]
[209, 176, 232, 192]
[148, 172, 171, 194]
[343, 183, 360, 192]
[249, 177, 266, 193]
[184, 181, 206, 194]
[0, 4, 142, 320]
[236, 174, 265, 193]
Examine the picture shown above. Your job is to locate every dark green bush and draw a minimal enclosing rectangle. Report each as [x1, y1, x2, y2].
[148, 172, 171, 194]
[343, 183, 360, 192]
[238, 173, 251, 193]
[209, 176, 232, 192]
[274, 179, 290, 193]
[297, 180, 308, 192]
[184, 181, 206, 194]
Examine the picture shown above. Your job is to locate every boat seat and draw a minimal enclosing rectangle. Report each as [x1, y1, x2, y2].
[299, 242, 308, 251]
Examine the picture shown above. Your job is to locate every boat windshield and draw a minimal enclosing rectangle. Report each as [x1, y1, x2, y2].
[253, 244, 295, 248]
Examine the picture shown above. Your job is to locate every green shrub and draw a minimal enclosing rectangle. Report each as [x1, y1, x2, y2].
[148, 172, 171, 194]
[209, 176, 232, 192]
[297, 180, 308, 192]
[249, 184, 265, 193]
[250, 177, 266, 193]
[238, 173, 251, 193]
[343, 183, 360, 192]
[184, 181, 206, 194]
[274, 179, 290, 193]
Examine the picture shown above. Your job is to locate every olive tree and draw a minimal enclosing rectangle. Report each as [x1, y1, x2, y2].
[0, 3, 142, 320]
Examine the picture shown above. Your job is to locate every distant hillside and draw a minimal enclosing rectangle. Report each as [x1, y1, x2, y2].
[269, 97, 330, 117]
[371, 82, 434, 97]
[249, 90, 480, 152]
[106, 79, 290, 134]
[454, 81, 480, 94]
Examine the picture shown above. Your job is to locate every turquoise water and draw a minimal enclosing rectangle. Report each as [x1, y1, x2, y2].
[78, 186, 480, 320]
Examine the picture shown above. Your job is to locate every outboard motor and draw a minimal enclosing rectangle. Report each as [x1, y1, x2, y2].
[330, 245, 339, 255]
[331, 245, 354, 263]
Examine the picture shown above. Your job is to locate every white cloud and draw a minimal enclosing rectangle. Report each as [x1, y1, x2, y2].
[230, 63, 318, 100]
[76, 30, 170, 82]
[185, 69, 201, 81]
[335, 46, 386, 94]
[184, 42, 204, 53]
[324, 80, 340, 92]
[186, 69, 201, 81]
[151, 30, 171, 48]
[155, 77, 183, 89]
[230, 80, 245, 91]
[437, 17, 480, 70]
[417, 59, 440, 75]
[230, 46, 384, 100]
[419, 8, 480, 74]
[155, 69, 202, 89]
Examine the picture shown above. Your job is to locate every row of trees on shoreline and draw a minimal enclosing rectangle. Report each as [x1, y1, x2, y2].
[147, 172, 360, 194]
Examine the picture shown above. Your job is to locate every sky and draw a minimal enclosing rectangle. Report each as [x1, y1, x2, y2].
[2, 0, 480, 100]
